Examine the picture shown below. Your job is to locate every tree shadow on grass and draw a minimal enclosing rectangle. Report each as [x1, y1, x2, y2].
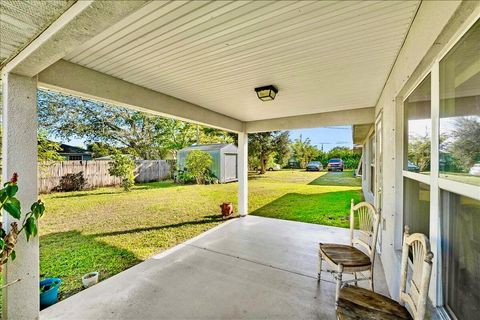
[308, 170, 361, 187]
[40, 231, 142, 301]
[91, 215, 224, 238]
[250, 190, 363, 228]
[39, 213, 225, 305]
[47, 181, 179, 199]
[48, 190, 124, 199]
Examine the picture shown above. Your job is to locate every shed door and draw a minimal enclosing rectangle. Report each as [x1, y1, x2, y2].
[224, 154, 237, 181]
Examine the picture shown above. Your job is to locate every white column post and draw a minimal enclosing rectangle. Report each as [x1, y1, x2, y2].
[2, 73, 39, 319]
[237, 131, 248, 216]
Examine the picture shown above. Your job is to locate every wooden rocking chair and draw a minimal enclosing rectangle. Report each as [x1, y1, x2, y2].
[336, 226, 434, 320]
[318, 200, 380, 302]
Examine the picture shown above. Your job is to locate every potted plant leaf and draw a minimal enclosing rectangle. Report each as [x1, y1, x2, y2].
[0, 173, 46, 281]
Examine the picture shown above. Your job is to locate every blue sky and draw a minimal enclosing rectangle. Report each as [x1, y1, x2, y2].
[289, 126, 353, 151]
[56, 126, 353, 152]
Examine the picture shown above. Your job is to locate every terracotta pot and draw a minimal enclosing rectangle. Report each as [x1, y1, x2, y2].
[220, 202, 234, 218]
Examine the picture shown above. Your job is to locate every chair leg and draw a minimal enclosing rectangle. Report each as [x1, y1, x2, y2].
[354, 272, 358, 286]
[335, 264, 344, 304]
[318, 254, 323, 282]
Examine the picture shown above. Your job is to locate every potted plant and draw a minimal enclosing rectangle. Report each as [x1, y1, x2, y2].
[82, 271, 99, 288]
[40, 277, 62, 309]
[0, 173, 45, 273]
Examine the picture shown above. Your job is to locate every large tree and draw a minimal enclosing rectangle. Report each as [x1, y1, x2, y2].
[448, 116, 480, 171]
[249, 131, 290, 174]
[291, 135, 319, 168]
[38, 90, 170, 159]
[37, 90, 233, 160]
[408, 133, 431, 172]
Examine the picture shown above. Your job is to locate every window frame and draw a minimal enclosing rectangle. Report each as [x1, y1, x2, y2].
[398, 16, 480, 315]
[402, 71, 432, 178]
[369, 134, 375, 194]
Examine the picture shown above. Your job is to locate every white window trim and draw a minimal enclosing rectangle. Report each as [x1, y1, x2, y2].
[402, 170, 430, 185]
[398, 13, 480, 316]
[429, 61, 441, 306]
[438, 178, 480, 201]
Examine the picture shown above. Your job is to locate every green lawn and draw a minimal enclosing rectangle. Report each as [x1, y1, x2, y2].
[251, 170, 362, 225]
[5, 169, 362, 304]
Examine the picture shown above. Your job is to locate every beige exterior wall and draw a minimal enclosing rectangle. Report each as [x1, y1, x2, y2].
[366, 1, 479, 315]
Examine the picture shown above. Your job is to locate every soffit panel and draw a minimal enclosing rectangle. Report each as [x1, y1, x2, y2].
[65, 0, 420, 121]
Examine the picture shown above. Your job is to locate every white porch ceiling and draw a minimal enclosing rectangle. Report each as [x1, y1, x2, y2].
[0, 0, 75, 67]
[64, 1, 419, 122]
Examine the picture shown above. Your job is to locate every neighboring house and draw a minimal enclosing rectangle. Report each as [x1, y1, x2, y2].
[177, 143, 238, 183]
[58, 144, 93, 161]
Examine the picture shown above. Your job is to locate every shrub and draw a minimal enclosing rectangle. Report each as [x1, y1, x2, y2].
[185, 150, 214, 184]
[203, 169, 219, 185]
[56, 172, 86, 192]
[176, 170, 196, 184]
[108, 153, 135, 191]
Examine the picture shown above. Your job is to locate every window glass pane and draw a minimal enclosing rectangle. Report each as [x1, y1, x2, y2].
[369, 135, 375, 193]
[403, 178, 430, 237]
[439, 19, 480, 186]
[404, 74, 431, 173]
[370, 168, 375, 194]
[441, 191, 480, 319]
[370, 135, 375, 165]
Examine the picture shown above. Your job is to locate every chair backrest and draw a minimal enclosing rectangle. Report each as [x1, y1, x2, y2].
[399, 226, 434, 320]
[349, 200, 380, 266]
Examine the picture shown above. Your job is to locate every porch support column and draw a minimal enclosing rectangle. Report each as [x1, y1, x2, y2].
[2, 73, 39, 319]
[237, 131, 248, 216]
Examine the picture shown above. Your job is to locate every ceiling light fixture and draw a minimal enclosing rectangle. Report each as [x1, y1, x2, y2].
[254, 85, 278, 101]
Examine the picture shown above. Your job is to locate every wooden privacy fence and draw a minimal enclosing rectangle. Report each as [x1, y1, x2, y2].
[39, 160, 171, 193]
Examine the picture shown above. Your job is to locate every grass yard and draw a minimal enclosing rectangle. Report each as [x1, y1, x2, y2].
[4, 169, 362, 304]
[250, 170, 362, 225]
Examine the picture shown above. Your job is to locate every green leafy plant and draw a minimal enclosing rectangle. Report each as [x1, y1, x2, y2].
[203, 169, 219, 185]
[0, 173, 45, 271]
[40, 279, 60, 293]
[185, 150, 213, 184]
[176, 170, 196, 184]
[108, 153, 135, 191]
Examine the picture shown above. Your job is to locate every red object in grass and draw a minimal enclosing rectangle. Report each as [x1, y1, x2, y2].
[220, 202, 234, 219]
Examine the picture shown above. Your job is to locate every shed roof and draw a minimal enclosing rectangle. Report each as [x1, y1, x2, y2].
[179, 143, 236, 152]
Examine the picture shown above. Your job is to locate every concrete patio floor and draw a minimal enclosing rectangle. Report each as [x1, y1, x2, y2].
[41, 216, 389, 320]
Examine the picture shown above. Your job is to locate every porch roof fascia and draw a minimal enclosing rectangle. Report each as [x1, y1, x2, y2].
[245, 107, 375, 133]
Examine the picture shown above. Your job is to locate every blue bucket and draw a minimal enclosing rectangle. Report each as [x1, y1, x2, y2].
[40, 278, 61, 309]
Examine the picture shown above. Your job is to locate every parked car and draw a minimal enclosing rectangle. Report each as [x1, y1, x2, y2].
[306, 161, 323, 171]
[407, 161, 420, 172]
[267, 164, 281, 171]
[327, 158, 344, 171]
[469, 163, 480, 176]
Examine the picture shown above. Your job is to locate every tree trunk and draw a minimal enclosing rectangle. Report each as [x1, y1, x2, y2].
[260, 156, 267, 174]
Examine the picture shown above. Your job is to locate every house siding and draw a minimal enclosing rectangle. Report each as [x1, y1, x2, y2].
[368, 1, 478, 316]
